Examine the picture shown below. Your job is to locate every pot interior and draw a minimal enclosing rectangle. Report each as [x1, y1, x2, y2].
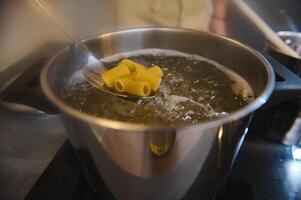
[42, 28, 274, 127]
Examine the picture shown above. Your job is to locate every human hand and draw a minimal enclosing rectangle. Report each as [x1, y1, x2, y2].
[210, 0, 228, 36]
[209, 17, 227, 36]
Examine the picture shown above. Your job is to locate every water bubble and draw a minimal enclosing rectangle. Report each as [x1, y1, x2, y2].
[184, 65, 192, 72]
[191, 88, 197, 93]
[197, 96, 205, 102]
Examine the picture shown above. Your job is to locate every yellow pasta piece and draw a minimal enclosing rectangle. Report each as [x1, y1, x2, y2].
[135, 69, 162, 92]
[101, 59, 163, 96]
[120, 59, 146, 73]
[101, 64, 130, 88]
[114, 77, 151, 97]
[147, 66, 163, 78]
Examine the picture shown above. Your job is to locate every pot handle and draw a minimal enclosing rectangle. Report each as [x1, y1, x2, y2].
[263, 54, 301, 108]
[0, 58, 59, 114]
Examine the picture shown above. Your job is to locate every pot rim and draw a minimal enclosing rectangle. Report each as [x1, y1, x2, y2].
[40, 27, 275, 131]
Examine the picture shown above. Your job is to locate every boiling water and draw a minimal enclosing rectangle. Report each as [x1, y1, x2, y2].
[61, 49, 254, 126]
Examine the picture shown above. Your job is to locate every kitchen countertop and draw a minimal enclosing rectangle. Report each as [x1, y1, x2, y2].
[223, 135, 301, 200]
[0, 107, 66, 200]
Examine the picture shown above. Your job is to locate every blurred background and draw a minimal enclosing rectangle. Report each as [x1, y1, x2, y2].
[0, 0, 115, 72]
[1, 0, 301, 73]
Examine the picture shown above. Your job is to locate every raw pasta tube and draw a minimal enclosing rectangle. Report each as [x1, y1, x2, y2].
[120, 59, 146, 73]
[135, 69, 162, 91]
[147, 66, 163, 78]
[114, 77, 151, 97]
[101, 64, 130, 88]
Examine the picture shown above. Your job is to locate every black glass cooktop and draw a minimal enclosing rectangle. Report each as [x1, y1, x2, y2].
[24, 133, 301, 200]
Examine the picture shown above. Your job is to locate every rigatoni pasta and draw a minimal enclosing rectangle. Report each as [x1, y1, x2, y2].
[147, 66, 163, 78]
[120, 59, 146, 73]
[101, 59, 163, 97]
[101, 64, 130, 88]
[114, 77, 151, 97]
[135, 69, 162, 91]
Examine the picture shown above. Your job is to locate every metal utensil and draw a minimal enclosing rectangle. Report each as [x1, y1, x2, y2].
[233, 0, 300, 59]
[33, 0, 154, 99]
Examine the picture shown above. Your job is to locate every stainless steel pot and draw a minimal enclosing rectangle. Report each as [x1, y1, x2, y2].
[4, 28, 301, 200]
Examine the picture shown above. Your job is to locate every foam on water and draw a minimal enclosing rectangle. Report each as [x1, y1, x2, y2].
[165, 95, 217, 117]
[100, 48, 254, 99]
[63, 48, 254, 125]
[68, 48, 254, 100]
[68, 69, 84, 84]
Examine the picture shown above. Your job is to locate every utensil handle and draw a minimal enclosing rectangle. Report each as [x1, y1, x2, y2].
[233, 0, 300, 59]
[33, 0, 91, 56]
[263, 54, 301, 108]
